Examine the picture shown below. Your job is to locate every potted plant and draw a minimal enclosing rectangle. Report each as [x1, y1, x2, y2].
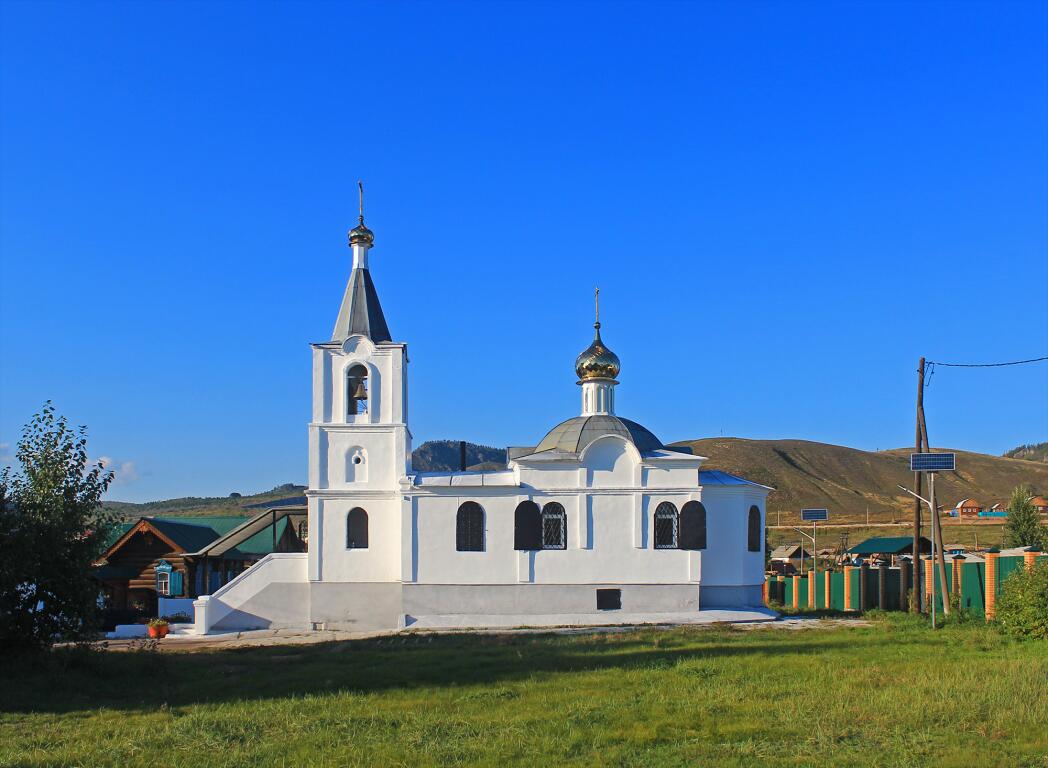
[147, 617, 169, 639]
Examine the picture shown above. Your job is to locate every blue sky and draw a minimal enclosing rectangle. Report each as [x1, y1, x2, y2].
[1, 1, 1045, 502]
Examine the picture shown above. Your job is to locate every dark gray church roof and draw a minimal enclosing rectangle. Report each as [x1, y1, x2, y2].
[533, 415, 664, 455]
[332, 267, 391, 343]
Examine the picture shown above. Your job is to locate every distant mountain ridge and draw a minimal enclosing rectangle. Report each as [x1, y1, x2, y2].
[106, 438, 1048, 520]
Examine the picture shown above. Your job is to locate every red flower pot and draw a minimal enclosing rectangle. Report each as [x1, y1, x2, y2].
[148, 625, 169, 639]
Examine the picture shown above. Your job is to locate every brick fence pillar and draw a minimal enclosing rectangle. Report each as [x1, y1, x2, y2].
[1025, 551, 1039, 570]
[952, 555, 964, 600]
[844, 565, 855, 611]
[985, 549, 999, 620]
[824, 570, 832, 608]
[792, 574, 801, 609]
[808, 569, 816, 608]
[923, 556, 934, 612]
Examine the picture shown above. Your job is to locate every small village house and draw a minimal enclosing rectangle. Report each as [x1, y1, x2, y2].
[953, 498, 981, 518]
[94, 506, 306, 620]
[769, 544, 811, 574]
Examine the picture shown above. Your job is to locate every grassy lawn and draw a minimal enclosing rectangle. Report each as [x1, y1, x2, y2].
[767, 523, 1007, 552]
[2, 614, 1046, 767]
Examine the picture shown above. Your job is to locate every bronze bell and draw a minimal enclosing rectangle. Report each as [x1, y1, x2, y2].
[351, 379, 368, 400]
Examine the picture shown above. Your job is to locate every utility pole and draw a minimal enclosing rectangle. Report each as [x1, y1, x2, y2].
[913, 358, 925, 610]
[917, 382, 950, 617]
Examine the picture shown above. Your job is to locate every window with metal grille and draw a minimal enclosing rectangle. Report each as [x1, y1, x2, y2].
[347, 507, 368, 549]
[680, 501, 707, 550]
[654, 502, 679, 548]
[456, 502, 485, 551]
[747, 505, 761, 552]
[541, 502, 566, 549]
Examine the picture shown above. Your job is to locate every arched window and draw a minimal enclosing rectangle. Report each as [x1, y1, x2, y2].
[347, 364, 368, 417]
[747, 505, 761, 552]
[541, 502, 567, 550]
[347, 507, 368, 549]
[456, 502, 485, 552]
[514, 500, 542, 550]
[654, 502, 679, 549]
[680, 501, 707, 550]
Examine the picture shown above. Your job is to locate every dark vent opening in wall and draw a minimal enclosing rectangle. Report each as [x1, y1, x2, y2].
[596, 588, 621, 611]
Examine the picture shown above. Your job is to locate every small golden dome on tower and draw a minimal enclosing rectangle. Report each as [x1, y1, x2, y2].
[575, 288, 620, 380]
[348, 180, 374, 246]
[575, 326, 621, 380]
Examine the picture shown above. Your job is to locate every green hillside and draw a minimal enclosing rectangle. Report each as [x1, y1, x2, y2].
[675, 437, 1048, 522]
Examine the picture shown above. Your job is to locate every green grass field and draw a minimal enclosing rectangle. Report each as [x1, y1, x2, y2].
[2, 615, 1046, 767]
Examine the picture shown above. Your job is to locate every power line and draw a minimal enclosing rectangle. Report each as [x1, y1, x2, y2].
[926, 355, 1048, 368]
[923, 355, 1047, 388]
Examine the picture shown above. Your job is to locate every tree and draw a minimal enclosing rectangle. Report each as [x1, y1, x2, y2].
[0, 403, 114, 652]
[1003, 484, 1047, 551]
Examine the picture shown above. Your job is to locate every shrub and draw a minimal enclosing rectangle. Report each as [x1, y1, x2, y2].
[996, 562, 1048, 640]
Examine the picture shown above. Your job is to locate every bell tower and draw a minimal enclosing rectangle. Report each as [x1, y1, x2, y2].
[308, 183, 411, 495]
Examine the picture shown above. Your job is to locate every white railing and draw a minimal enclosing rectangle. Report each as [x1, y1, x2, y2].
[193, 553, 307, 635]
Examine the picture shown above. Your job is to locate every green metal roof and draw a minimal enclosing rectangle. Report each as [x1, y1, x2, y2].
[849, 536, 932, 555]
[108, 515, 292, 556]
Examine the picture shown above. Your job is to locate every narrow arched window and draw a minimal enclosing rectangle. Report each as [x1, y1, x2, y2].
[456, 502, 485, 552]
[541, 502, 567, 550]
[347, 364, 368, 417]
[514, 500, 542, 550]
[347, 507, 368, 549]
[747, 505, 761, 552]
[654, 502, 679, 549]
[680, 501, 707, 550]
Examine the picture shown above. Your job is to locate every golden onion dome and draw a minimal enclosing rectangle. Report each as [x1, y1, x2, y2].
[348, 216, 374, 246]
[575, 322, 620, 381]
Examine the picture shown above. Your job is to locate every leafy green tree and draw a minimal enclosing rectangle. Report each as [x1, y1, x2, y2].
[1003, 484, 1047, 551]
[996, 562, 1048, 640]
[0, 403, 114, 652]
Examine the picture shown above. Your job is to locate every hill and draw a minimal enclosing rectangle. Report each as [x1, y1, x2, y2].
[106, 438, 1048, 523]
[1003, 441, 1048, 463]
[674, 437, 1048, 521]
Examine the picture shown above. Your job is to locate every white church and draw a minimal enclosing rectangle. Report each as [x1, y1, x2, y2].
[194, 201, 771, 633]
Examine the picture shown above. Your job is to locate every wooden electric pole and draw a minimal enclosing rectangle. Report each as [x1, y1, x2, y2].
[913, 358, 925, 610]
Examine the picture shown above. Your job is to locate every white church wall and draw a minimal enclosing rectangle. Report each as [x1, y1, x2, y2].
[312, 496, 402, 582]
[699, 487, 766, 587]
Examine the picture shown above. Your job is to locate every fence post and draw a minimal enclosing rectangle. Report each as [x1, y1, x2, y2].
[763, 574, 769, 606]
[844, 565, 855, 611]
[1024, 551, 1039, 571]
[824, 569, 832, 609]
[777, 574, 785, 604]
[923, 555, 934, 612]
[952, 555, 964, 600]
[878, 564, 888, 610]
[985, 549, 999, 620]
[859, 562, 869, 612]
[792, 574, 801, 609]
[899, 561, 910, 612]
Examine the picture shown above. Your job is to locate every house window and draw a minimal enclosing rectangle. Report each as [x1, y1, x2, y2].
[347, 364, 368, 417]
[347, 507, 369, 549]
[297, 520, 308, 541]
[747, 505, 761, 552]
[541, 502, 567, 549]
[156, 571, 170, 596]
[680, 501, 707, 550]
[514, 500, 542, 550]
[654, 502, 679, 548]
[456, 502, 485, 552]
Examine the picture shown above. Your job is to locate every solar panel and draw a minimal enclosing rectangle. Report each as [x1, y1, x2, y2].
[801, 508, 829, 521]
[910, 453, 956, 472]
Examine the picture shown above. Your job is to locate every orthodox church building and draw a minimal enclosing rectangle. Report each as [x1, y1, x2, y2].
[194, 201, 770, 633]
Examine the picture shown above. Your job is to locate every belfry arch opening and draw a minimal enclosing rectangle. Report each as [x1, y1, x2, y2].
[347, 364, 369, 417]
